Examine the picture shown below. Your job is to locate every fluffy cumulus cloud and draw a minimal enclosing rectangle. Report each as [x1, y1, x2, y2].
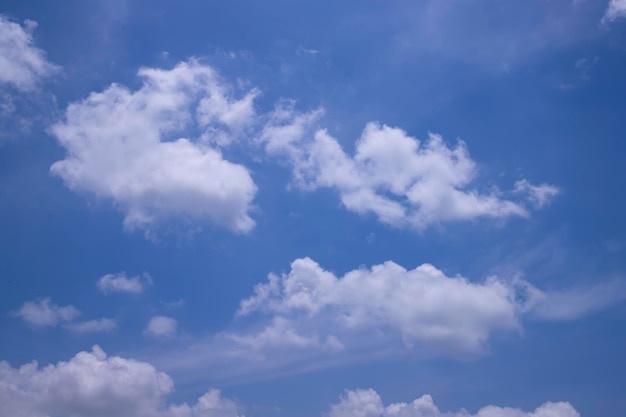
[97, 272, 152, 294]
[328, 389, 579, 417]
[0, 346, 244, 417]
[0, 15, 58, 91]
[261, 110, 556, 230]
[603, 0, 626, 22]
[154, 258, 626, 382]
[145, 316, 178, 338]
[231, 258, 626, 360]
[49, 59, 557, 234]
[236, 258, 528, 356]
[0, 348, 579, 417]
[50, 60, 258, 234]
[11, 298, 80, 327]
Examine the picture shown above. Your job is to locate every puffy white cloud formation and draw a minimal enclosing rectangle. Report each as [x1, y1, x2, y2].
[234, 258, 626, 358]
[0, 347, 579, 417]
[603, 0, 626, 22]
[328, 389, 579, 417]
[145, 315, 178, 338]
[0, 346, 244, 417]
[261, 108, 556, 230]
[0, 16, 58, 91]
[154, 258, 625, 382]
[237, 257, 527, 355]
[50, 60, 258, 234]
[50, 60, 558, 234]
[97, 272, 152, 294]
[11, 298, 80, 327]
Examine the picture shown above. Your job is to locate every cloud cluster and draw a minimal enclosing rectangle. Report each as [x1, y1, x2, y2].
[0, 347, 580, 417]
[0, 16, 58, 91]
[50, 60, 258, 234]
[262, 111, 556, 229]
[52, 62, 560, 235]
[0, 346, 244, 417]
[328, 389, 579, 417]
[11, 298, 115, 333]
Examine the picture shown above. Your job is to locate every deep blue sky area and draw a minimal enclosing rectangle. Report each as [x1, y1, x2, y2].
[1, 1, 626, 417]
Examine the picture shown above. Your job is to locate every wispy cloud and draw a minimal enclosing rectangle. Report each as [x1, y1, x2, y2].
[528, 280, 626, 320]
[0, 15, 59, 91]
[603, 0, 626, 23]
[390, 0, 595, 71]
[513, 179, 560, 209]
[64, 318, 117, 333]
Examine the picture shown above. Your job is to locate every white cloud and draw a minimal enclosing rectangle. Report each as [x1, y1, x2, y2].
[145, 316, 178, 338]
[0, 347, 579, 417]
[259, 99, 324, 159]
[0, 16, 59, 91]
[50, 60, 258, 234]
[97, 272, 151, 294]
[167, 389, 243, 417]
[64, 318, 117, 333]
[11, 298, 80, 327]
[603, 0, 626, 22]
[49, 59, 557, 234]
[11, 298, 116, 333]
[261, 114, 555, 230]
[155, 258, 625, 382]
[328, 389, 579, 417]
[513, 179, 560, 209]
[225, 316, 344, 354]
[0, 16, 59, 140]
[237, 257, 528, 356]
[296, 46, 320, 56]
[0, 346, 244, 417]
[329, 389, 385, 417]
[154, 257, 626, 382]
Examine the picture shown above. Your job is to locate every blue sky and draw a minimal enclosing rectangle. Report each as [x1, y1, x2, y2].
[1, 1, 626, 416]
